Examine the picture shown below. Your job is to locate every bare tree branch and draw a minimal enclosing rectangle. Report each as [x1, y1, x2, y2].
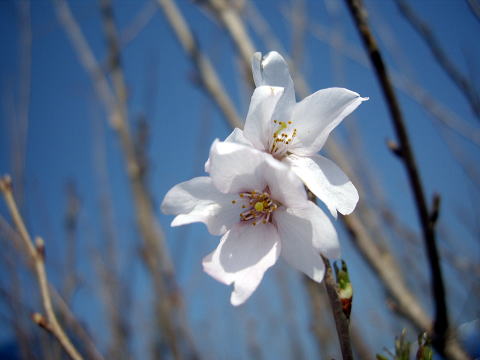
[156, 0, 242, 130]
[394, 0, 480, 120]
[0, 175, 84, 360]
[54, 0, 199, 358]
[344, 0, 454, 356]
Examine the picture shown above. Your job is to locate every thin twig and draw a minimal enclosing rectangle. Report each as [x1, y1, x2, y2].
[344, 0, 450, 354]
[394, 0, 480, 120]
[0, 176, 84, 360]
[0, 213, 104, 360]
[322, 257, 353, 360]
[307, 20, 480, 148]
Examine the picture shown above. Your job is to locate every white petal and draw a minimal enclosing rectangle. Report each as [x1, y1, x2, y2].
[224, 128, 254, 146]
[284, 154, 359, 217]
[161, 177, 241, 235]
[289, 88, 368, 155]
[244, 86, 284, 151]
[204, 129, 253, 172]
[286, 201, 340, 259]
[261, 156, 308, 209]
[202, 223, 281, 305]
[252, 52, 296, 129]
[252, 51, 295, 101]
[207, 140, 269, 194]
[274, 208, 326, 282]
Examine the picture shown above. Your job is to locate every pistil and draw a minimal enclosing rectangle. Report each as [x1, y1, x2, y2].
[236, 190, 278, 225]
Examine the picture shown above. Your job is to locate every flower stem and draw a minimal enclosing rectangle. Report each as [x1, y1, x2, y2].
[322, 256, 353, 360]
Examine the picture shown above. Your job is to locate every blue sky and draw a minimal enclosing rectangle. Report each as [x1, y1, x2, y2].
[1, 0, 479, 358]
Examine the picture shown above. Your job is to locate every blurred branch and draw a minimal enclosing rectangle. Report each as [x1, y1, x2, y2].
[308, 20, 480, 148]
[0, 175, 84, 360]
[91, 103, 131, 360]
[344, 0, 454, 356]
[120, 0, 158, 47]
[54, 0, 198, 358]
[12, 0, 32, 205]
[156, 0, 242, 129]
[466, 0, 480, 22]
[290, 0, 306, 72]
[198, 0, 255, 83]
[394, 0, 480, 120]
[63, 180, 80, 304]
[98, 0, 197, 358]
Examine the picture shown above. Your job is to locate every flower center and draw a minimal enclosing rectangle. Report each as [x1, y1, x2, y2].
[234, 190, 278, 226]
[269, 120, 297, 158]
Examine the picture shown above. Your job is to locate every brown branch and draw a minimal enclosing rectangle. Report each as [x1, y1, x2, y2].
[0, 176, 84, 360]
[323, 257, 353, 360]
[394, 0, 480, 120]
[307, 20, 480, 148]
[344, 0, 451, 355]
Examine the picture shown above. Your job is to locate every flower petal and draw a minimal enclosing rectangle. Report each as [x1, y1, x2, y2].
[252, 52, 294, 97]
[202, 223, 281, 305]
[284, 154, 359, 217]
[274, 207, 326, 282]
[261, 156, 308, 209]
[289, 88, 368, 155]
[252, 51, 296, 130]
[224, 128, 253, 146]
[243, 85, 284, 151]
[204, 128, 253, 172]
[286, 201, 340, 259]
[207, 140, 271, 194]
[161, 177, 241, 235]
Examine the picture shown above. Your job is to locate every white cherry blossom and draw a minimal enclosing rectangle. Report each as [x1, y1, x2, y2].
[218, 51, 368, 218]
[162, 140, 339, 306]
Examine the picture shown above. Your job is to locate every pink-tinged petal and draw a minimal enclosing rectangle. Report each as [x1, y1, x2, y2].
[286, 201, 340, 259]
[261, 156, 308, 209]
[207, 140, 269, 194]
[202, 223, 281, 305]
[244, 86, 284, 151]
[289, 88, 368, 155]
[204, 129, 253, 172]
[284, 154, 359, 218]
[274, 208, 326, 282]
[161, 177, 241, 236]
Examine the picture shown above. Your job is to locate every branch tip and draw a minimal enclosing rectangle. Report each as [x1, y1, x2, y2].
[386, 139, 403, 158]
[35, 236, 46, 260]
[32, 312, 50, 330]
[0, 175, 12, 193]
